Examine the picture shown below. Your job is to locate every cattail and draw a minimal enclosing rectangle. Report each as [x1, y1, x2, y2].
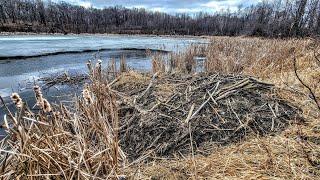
[95, 59, 102, 78]
[95, 59, 102, 72]
[33, 85, 42, 98]
[33, 85, 44, 107]
[11, 93, 23, 109]
[96, 59, 102, 67]
[42, 99, 52, 113]
[33, 85, 52, 112]
[87, 60, 93, 75]
[82, 84, 93, 104]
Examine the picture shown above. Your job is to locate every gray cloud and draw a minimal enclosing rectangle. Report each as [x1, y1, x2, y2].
[56, 0, 262, 13]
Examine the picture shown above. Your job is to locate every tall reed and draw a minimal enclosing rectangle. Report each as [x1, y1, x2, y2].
[0, 60, 125, 179]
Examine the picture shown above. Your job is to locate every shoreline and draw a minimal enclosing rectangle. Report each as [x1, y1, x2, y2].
[0, 48, 170, 61]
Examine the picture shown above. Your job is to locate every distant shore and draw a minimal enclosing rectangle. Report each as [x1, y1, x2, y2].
[0, 31, 209, 39]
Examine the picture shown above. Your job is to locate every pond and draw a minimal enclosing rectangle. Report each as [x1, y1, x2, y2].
[0, 34, 207, 136]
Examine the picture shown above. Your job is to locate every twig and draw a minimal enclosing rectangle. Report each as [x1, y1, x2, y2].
[108, 75, 122, 87]
[313, 49, 320, 66]
[134, 72, 159, 103]
[185, 104, 195, 124]
[188, 120, 197, 178]
[23, 117, 51, 126]
[0, 96, 17, 124]
[190, 81, 220, 120]
[293, 54, 320, 111]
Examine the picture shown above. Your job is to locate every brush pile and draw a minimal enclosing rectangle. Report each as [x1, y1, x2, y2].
[0, 66, 303, 179]
[112, 72, 303, 160]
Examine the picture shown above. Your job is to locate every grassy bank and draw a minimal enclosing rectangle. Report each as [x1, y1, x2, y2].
[0, 37, 319, 179]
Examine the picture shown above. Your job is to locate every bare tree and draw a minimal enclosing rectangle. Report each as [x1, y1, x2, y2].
[291, 0, 308, 36]
[0, 0, 319, 37]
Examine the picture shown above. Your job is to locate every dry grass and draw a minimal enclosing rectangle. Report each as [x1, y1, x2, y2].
[0, 37, 319, 179]
[150, 51, 166, 74]
[129, 37, 320, 179]
[0, 62, 126, 179]
[125, 132, 319, 179]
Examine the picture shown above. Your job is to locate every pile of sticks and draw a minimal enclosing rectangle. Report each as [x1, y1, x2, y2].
[112, 73, 302, 160]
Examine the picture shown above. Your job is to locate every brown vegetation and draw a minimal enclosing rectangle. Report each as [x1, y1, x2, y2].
[0, 36, 320, 179]
[129, 37, 320, 179]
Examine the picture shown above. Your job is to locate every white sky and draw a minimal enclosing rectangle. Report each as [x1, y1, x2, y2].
[52, 0, 264, 13]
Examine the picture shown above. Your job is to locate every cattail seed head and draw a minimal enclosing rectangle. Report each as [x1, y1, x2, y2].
[82, 84, 93, 104]
[33, 85, 43, 99]
[33, 85, 44, 107]
[11, 93, 23, 109]
[95, 59, 102, 70]
[42, 98, 52, 113]
[95, 59, 103, 79]
[33, 85, 51, 112]
[87, 60, 93, 74]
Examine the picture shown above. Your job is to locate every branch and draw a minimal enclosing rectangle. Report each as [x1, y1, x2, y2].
[0, 96, 16, 121]
[313, 49, 320, 66]
[134, 72, 159, 103]
[293, 55, 320, 111]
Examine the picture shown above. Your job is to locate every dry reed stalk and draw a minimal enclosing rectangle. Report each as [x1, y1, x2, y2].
[120, 56, 127, 73]
[108, 58, 117, 77]
[0, 61, 125, 179]
[95, 59, 102, 79]
[86, 60, 93, 76]
[151, 53, 166, 74]
[169, 45, 199, 73]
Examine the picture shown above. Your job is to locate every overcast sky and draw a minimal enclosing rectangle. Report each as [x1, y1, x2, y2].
[53, 0, 264, 13]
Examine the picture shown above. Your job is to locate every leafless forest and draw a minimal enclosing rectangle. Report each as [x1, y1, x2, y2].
[0, 0, 319, 37]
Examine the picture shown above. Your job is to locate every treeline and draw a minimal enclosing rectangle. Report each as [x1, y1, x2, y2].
[0, 0, 319, 37]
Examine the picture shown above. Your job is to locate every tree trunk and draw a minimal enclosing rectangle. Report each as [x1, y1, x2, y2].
[291, 0, 308, 36]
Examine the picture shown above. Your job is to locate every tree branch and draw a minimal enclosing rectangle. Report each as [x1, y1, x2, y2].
[293, 54, 320, 111]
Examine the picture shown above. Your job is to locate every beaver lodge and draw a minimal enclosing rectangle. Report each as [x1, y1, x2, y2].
[114, 72, 302, 160]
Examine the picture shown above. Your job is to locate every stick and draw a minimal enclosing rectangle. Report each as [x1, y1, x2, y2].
[293, 54, 320, 111]
[134, 72, 159, 103]
[185, 104, 195, 124]
[0, 96, 17, 125]
[313, 49, 320, 66]
[190, 81, 220, 120]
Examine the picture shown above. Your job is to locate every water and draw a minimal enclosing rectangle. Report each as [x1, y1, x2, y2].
[0, 35, 206, 136]
[0, 35, 206, 98]
[0, 49, 154, 98]
[0, 34, 204, 58]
